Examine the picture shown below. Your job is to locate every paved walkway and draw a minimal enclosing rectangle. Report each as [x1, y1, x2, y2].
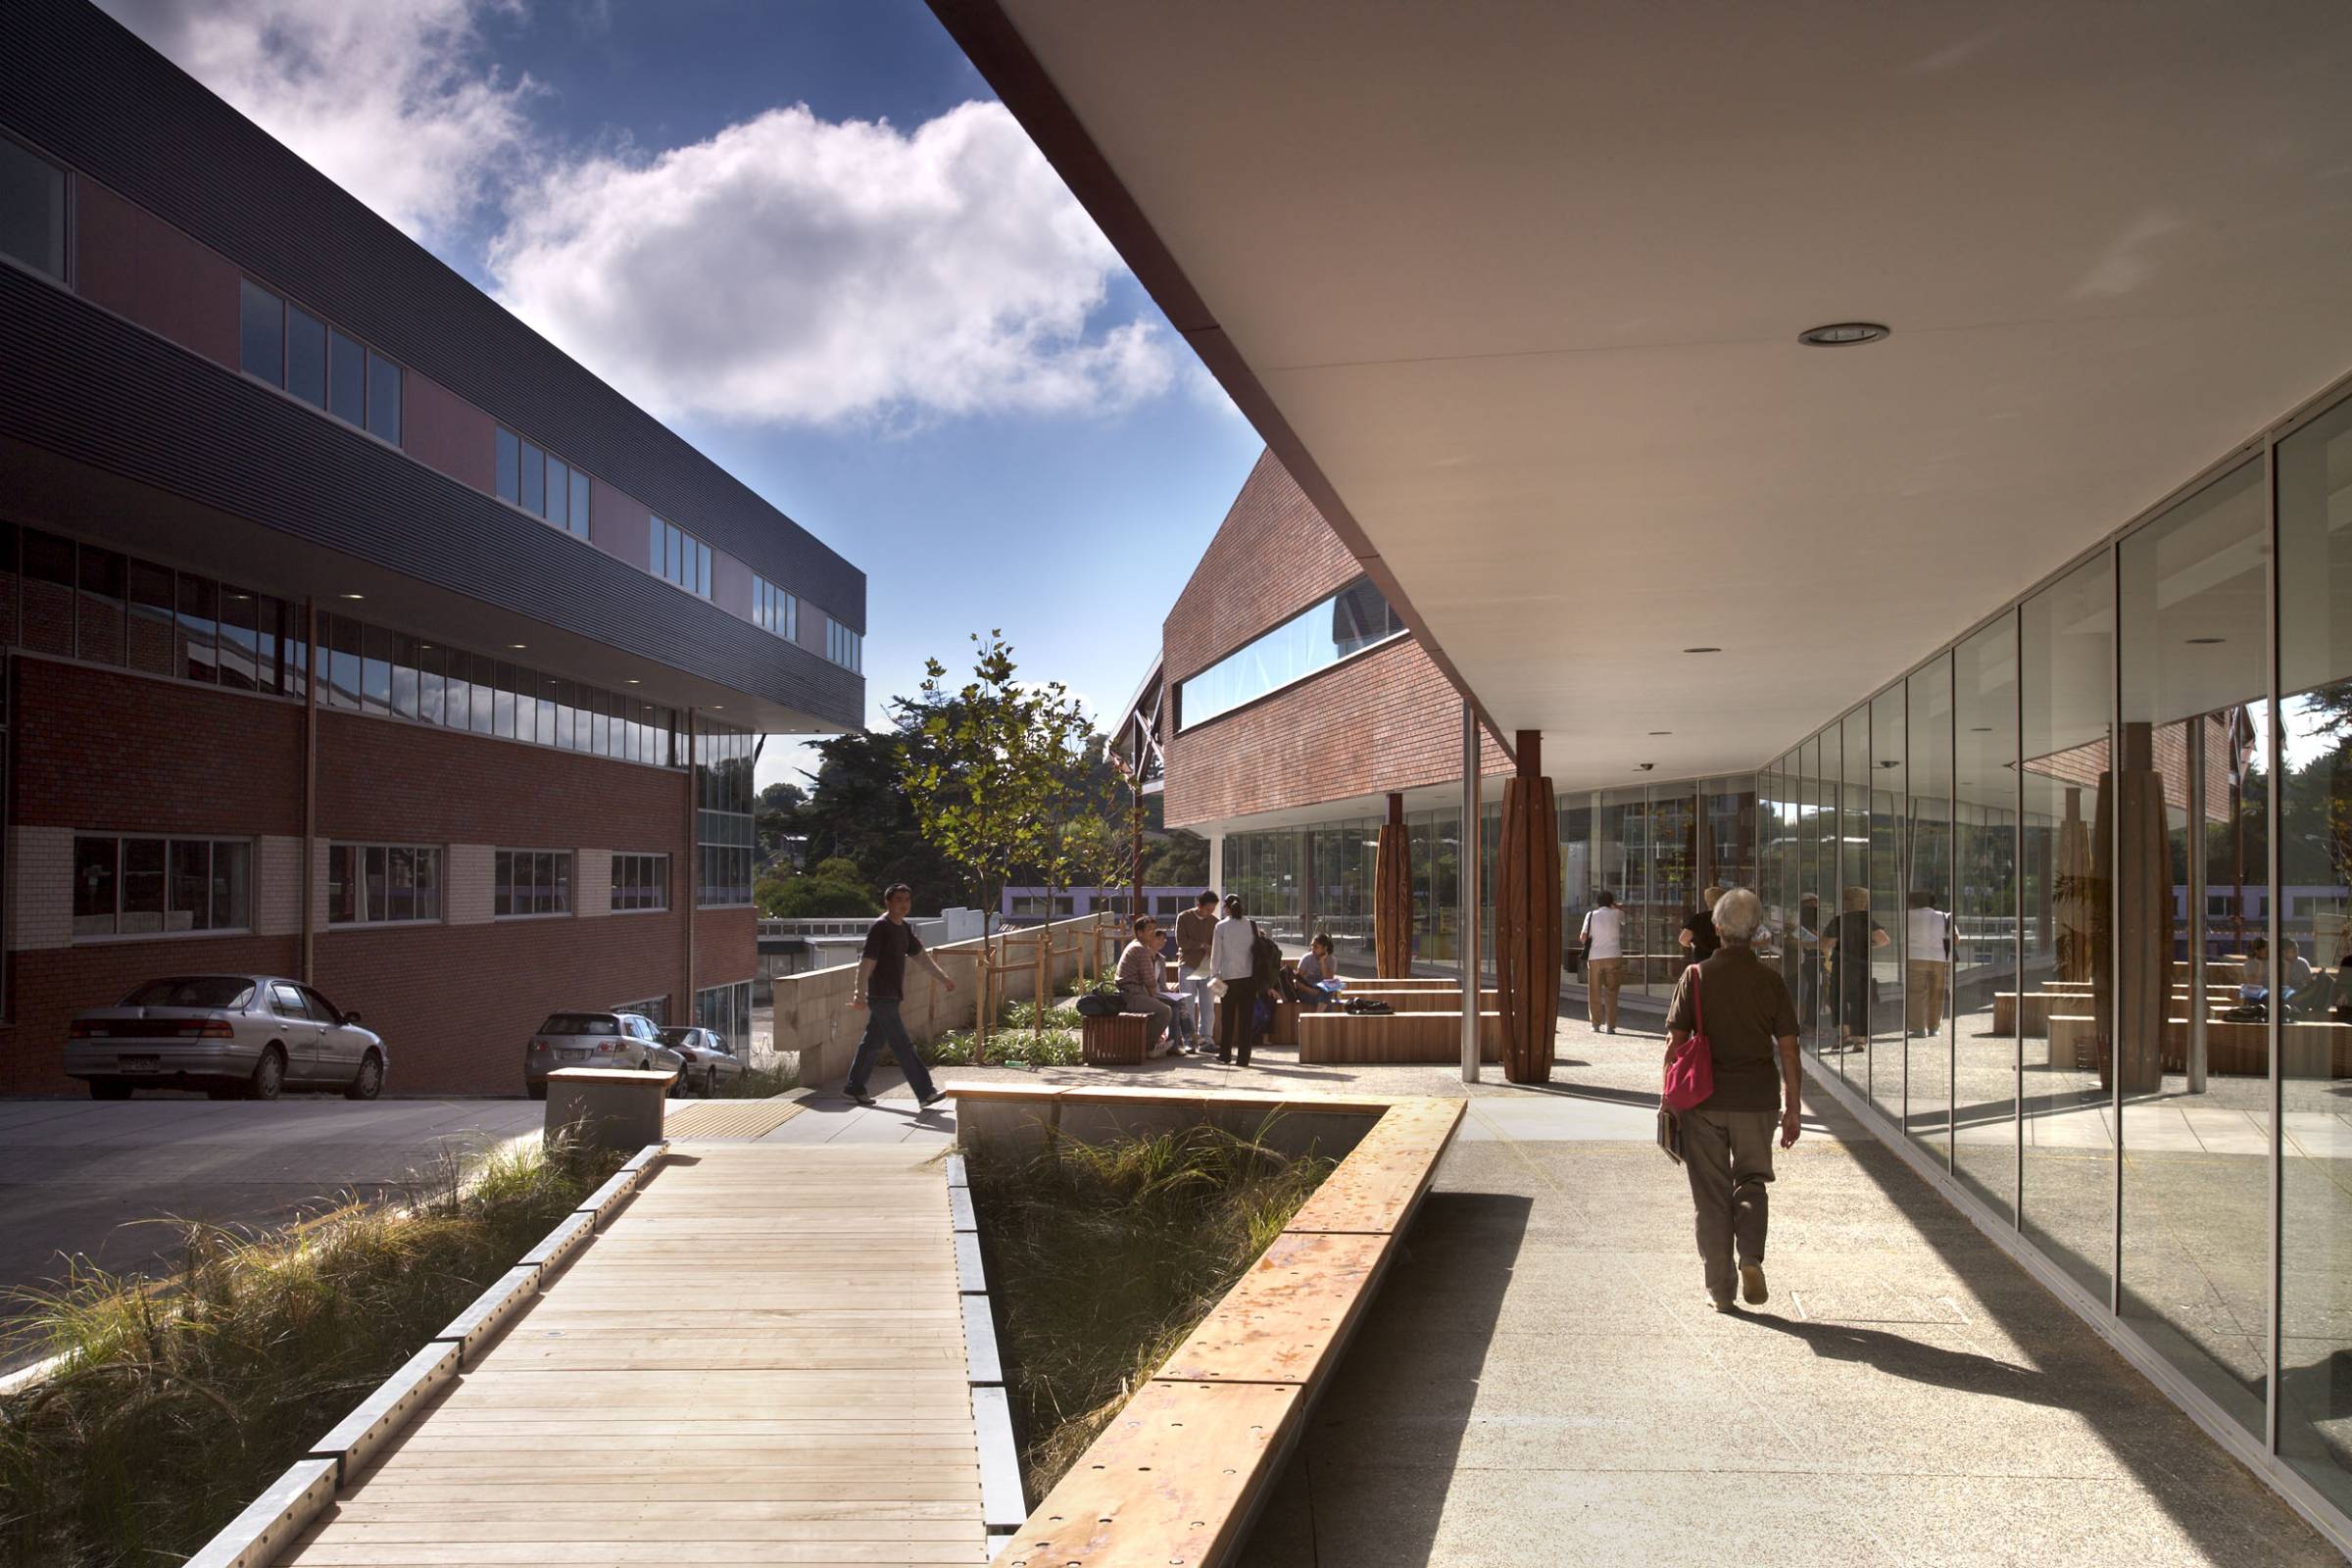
[919, 1025, 2342, 1566]
[282, 1140, 982, 1567]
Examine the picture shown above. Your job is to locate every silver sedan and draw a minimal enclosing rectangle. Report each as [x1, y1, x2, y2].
[65, 974, 387, 1102]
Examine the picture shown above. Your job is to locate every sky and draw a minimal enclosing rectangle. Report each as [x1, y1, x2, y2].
[95, 0, 1263, 789]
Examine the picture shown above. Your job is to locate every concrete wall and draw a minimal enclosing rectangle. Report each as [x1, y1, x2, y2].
[766, 913, 1110, 1087]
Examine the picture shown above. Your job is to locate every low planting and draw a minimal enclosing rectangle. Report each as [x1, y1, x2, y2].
[927, 996, 1086, 1068]
[0, 1135, 622, 1568]
[965, 1122, 1333, 1499]
[713, 1059, 800, 1099]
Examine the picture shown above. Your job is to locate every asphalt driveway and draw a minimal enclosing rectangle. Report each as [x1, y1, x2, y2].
[0, 1097, 545, 1372]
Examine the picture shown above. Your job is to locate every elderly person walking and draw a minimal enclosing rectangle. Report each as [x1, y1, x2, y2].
[1664, 887, 1802, 1312]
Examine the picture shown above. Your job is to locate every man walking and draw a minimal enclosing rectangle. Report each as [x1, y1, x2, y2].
[1174, 889, 1219, 1036]
[1117, 913, 1177, 1056]
[844, 882, 956, 1108]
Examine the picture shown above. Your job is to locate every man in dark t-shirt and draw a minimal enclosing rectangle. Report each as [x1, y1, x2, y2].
[1680, 884, 1724, 964]
[845, 883, 956, 1107]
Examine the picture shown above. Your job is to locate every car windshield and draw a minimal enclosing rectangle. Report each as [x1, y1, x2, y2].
[539, 1013, 618, 1036]
[120, 977, 255, 1009]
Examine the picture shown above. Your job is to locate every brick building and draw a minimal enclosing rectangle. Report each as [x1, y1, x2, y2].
[0, 1, 864, 1095]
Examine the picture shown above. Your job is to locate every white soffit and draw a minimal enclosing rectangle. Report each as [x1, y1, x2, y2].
[996, 0, 2352, 791]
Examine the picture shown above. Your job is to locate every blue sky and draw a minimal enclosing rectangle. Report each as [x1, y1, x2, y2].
[99, 0, 1262, 788]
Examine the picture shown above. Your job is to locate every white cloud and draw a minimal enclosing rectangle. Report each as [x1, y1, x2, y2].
[98, 0, 532, 243]
[486, 100, 1178, 426]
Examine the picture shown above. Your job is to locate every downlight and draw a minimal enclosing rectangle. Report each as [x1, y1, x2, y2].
[1798, 321, 1890, 347]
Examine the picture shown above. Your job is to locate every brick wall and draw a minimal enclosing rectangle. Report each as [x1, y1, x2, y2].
[0, 655, 750, 1096]
[1162, 636, 1508, 828]
[1163, 452, 1363, 684]
[1158, 453, 1506, 830]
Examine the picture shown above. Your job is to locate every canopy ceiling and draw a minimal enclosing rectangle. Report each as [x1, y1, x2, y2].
[937, 0, 2352, 794]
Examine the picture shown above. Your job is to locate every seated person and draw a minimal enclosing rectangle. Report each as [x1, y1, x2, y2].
[1150, 928, 1196, 1053]
[1293, 933, 1344, 1008]
[1116, 915, 1176, 1056]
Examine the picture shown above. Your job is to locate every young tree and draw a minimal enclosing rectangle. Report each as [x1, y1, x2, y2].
[897, 631, 1090, 949]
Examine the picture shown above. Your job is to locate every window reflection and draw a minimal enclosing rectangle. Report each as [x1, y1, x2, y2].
[1176, 576, 1404, 729]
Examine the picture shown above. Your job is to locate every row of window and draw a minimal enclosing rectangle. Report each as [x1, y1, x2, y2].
[652, 516, 712, 598]
[495, 849, 572, 918]
[240, 279, 402, 446]
[328, 843, 444, 926]
[754, 575, 796, 639]
[826, 616, 862, 673]
[612, 853, 670, 912]
[313, 610, 682, 766]
[496, 427, 591, 539]
[72, 836, 252, 939]
[4, 125, 862, 679]
[18, 527, 296, 695]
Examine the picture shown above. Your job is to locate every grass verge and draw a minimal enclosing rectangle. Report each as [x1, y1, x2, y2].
[965, 1121, 1333, 1499]
[713, 1060, 800, 1099]
[0, 1134, 623, 1568]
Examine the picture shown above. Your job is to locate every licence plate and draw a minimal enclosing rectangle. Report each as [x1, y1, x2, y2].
[119, 1055, 159, 1073]
[559, 1049, 587, 1062]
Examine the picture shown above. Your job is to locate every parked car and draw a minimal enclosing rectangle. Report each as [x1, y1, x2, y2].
[658, 1027, 746, 1097]
[523, 1011, 680, 1100]
[66, 974, 386, 1102]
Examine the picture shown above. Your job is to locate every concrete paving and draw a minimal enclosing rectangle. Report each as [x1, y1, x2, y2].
[915, 1021, 2342, 1566]
[0, 1097, 543, 1371]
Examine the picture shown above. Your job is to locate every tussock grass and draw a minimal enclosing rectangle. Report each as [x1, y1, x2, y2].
[0, 1134, 622, 1568]
[714, 1060, 800, 1099]
[966, 1122, 1333, 1499]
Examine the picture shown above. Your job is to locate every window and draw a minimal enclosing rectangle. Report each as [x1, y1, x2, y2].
[495, 426, 592, 539]
[71, 835, 250, 938]
[1176, 576, 1404, 730]
[696, 721, 757, 906]
[651, 517, 711, 597]
[0, 133, 68, 282]
[824, 613, 861, 672]
[695, 980, 754, 1058]
[494, 849, 573, 917]
[754, 576, 796, 639]
[611, 853, 669, 912]
[328, 843, 444, 925]
[239, 279, 400, 442]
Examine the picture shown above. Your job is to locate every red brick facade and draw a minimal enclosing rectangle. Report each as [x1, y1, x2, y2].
[1160, 454, 1506, 830]
[0, 655, 752, 1096]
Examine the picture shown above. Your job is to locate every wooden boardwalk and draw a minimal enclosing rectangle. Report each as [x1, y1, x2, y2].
[282, 1142, 984, 1567]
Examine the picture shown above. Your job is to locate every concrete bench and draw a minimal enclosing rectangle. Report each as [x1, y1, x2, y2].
[1298, 1008, 1503, 1064]
[545, 1066, 674, 1152]
[1081, 1011, 1155, 1065]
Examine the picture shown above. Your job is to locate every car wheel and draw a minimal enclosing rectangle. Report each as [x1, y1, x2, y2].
[701, 1071, 717, 1098]
[667, 1071, 685, 1100]
[344, 1051, 384, 1102]
[88, 1079, 131, 1102]
[246, 1047, 286, 1102]
[525, 1083, 547, 1102]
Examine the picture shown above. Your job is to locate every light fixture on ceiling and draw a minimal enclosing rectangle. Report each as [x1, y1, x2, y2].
[509, 643, 526, 650]
[1648, 730, 1672, 736]
[2185, 636, 2227, 645]
[1798, 321, 1890, 348]
[626, 678, 641, 685]
[1878, 760, 1900, 769]
[340, 592, 365, 601]
[1636, 762, 1656, 772]
[1682, 646, 1722, 655]
[710, 705, 724, 710]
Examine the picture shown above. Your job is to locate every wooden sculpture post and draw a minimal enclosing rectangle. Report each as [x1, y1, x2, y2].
[1495, 732, 1561, 1083]
[1374, 793, 1413, 978]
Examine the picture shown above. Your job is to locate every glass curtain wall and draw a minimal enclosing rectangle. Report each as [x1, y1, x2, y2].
[1746, 372, 2352, 1525]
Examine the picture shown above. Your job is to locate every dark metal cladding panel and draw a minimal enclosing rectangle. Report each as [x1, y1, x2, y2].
[0, 0, 866, 633]
[0, 265, 865, 728]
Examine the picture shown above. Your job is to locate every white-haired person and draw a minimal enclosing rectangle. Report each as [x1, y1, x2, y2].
[1663, 887, 1803, 1312]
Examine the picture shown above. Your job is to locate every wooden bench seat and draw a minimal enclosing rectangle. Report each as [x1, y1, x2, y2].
[2045, 1012, 2352, 1078]
[1081, 1011, 1154, 1065]
[1297, 1009, 1503, 1064]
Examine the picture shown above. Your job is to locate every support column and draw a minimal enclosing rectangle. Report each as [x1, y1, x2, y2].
[1495, 729, 1561, 1083]
[301, 598, 318, 985]
[1208, 830, 1226, 895]
[1460, 706, 1483, 1084]
[1374, 793, 1412, 977]
[2186, 715, 2208, 1094]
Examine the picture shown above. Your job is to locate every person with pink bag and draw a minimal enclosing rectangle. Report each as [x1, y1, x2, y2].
[1662, 888, 1803, 1313]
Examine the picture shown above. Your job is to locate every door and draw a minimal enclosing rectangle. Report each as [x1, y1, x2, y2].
[302, 985, 362, 1081]
[269, 983, 326, 1080]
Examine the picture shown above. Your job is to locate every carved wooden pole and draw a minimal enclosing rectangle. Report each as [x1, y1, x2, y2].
[1375, 792, 1412, 977]
[1496, 730, 1561, 1083]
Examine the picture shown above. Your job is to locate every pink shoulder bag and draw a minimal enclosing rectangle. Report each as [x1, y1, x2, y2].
[1662, 968, 1715, 1111]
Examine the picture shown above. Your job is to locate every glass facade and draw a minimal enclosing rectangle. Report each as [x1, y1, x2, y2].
[695, 720, 757, 907]
[1744, 376, 2352, 1517]
[696, 979, 754, 1058]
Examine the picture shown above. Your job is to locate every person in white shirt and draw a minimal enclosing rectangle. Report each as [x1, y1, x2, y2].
[1209, 895, 1262, 1064]
[1582, 890, 1628, 1034]
[1904, 891, 1951, 1038]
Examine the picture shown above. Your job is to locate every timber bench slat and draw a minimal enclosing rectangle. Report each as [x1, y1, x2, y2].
[1296, 1009, 1503, 1064]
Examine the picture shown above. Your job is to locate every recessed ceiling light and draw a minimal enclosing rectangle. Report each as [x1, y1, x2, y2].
[509, 643, 526, 650]
[340, 592, 365, 601]
[1798, 321, 1890, 348]
[626, 678, 641, 685]
[1682, 646, 1722, 655]
[1648, 730, 1672, 736]
[710, 705, 724, 710]
[1970, 726, 1993, 732]
[2185, 636, 2227, 645]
